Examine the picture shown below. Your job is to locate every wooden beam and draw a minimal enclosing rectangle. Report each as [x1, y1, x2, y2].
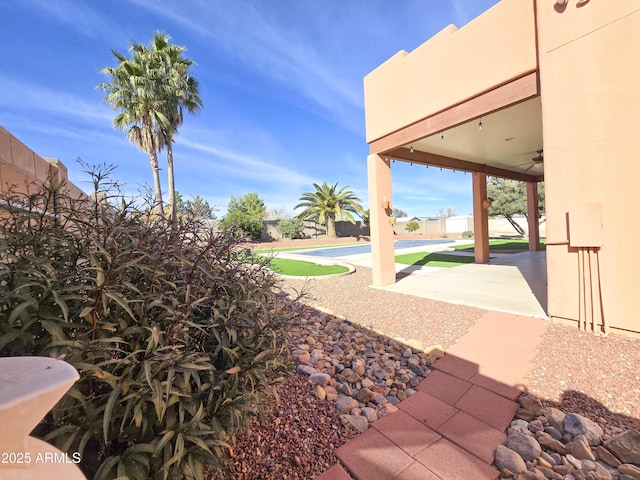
[369, 71, 539, 155]
[386, 147, 543, 183]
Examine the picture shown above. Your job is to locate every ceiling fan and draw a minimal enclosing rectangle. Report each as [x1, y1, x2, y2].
[515, 149, 543, 173]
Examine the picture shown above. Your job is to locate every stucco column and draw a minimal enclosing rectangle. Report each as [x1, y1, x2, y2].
[472, 173, 490, 263]
[526, 182, 540, 251]
[368, 154, 395, 285]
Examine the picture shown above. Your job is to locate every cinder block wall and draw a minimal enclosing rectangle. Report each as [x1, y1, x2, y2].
[0, 126, 86, 199]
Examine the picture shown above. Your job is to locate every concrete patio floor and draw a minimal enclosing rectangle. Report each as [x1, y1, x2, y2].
[353, 249, 548, 319]
[316, 310, 550, 480]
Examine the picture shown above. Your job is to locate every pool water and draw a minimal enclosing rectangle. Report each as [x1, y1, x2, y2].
[297, 239, 453, 257]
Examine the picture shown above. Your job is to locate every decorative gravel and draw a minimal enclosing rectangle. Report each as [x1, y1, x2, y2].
[210, 237, 640, 479]
[279, 267, 486, 350]
[525, 324, 640, 431]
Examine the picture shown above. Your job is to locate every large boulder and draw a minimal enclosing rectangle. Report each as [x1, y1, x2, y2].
[605, 430, 640, 466]
[494, 444, 527, 473]
[564, 413, 603, 446]
[506, 432, 542, 462]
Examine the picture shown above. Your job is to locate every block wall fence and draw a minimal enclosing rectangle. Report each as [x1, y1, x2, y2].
[0, 126, 86, 200]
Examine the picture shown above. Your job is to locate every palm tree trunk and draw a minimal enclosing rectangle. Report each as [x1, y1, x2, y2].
[167, 138, 176, 222]
[150, 150, 163, 213]
[327, 216, 337, 238]
[143, 117, 163, 212]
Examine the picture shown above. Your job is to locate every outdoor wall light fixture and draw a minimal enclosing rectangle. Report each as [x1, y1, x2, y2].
[478, 118, 483, 130]
[440, 132, 444, 141]
[410, 145, 414, 153]
[381, 195, 390, 210]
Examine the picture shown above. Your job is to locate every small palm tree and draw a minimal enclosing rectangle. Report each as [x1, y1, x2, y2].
[295, 182, 364, 238]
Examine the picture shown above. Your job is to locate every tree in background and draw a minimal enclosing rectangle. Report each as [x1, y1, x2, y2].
[392, 208, 408, 218]
[277, 217, 304, 239]
[149, 32, 203, 222]
[174, 191, 217, 220]
[437, 207, 457, 218]
[221, 193, 267, 240]
[487, 178, 545, 235]
[99, 31, 202, 219]
[100, 45, 166, 209]
[405, 221, 420, 234]
[361, 209, 370, 226]
[294, 182, 364, 238]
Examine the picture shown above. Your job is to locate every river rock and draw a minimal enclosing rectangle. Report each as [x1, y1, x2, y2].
[564, 414, 603, 446]
[537, 431, 567, 454]
[605, 430, 640, 466]
[315, 386, 327, 401]
[308, 373, 331, 387]
[507, 432, 542, 462]
[377, 402, 398, 417]
[593, 446, 622, 468]
[296, 364, 318, 376]
[424, 344, 444, 360]
[292, 349, 311, 363]
[324, 385, 339, 401]
[336, 396, 358, 414]
[341, 414, 369, 433]
[360, 407, 378, 423]
[356, 388, 376, 403]
[566, 435, 596, 461]
[495, 444, 527, 474]
[546, 407, 566, 433]
[619, 464, 640, 479]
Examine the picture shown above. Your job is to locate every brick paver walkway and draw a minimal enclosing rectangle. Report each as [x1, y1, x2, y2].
[316, 311, 549, 480]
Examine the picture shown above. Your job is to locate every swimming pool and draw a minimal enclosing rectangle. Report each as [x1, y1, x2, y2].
[297, 239, 453, 257]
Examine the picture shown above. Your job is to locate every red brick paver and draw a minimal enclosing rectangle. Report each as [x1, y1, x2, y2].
[414, 438, 500, 480]
[372, 410, 441, 456]
[454, 384, 519, 430]
[335, 428, 413, 480]
[314, 464, 353, 480]
[326, 311, 548, 480]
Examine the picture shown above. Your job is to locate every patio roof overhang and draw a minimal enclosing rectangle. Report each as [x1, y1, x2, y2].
[369, 72, 544, 183]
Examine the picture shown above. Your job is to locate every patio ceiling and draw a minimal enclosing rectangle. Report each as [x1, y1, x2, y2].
[385, 97, 543, 183]
[370, 73, 544, 183]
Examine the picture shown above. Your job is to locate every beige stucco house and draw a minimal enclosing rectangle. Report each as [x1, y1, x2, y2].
[365, 0, 640, 335]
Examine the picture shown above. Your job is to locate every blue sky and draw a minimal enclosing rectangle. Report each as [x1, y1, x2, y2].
[0, 0, 499, 218]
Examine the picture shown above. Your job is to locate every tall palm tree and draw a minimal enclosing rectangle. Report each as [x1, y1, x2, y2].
[295, 182, 364, 238]
[99, 45, 169, 211]
[150, 33, 202, 222]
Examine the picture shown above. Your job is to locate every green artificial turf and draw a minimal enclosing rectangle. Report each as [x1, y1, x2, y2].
[267, 258, 349, 276]
[253, 244, 356, 254]
[454, 239, 546, 251]
[394, 252, 476, 268]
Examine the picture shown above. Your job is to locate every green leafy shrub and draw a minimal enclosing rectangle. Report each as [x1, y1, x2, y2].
[0, 165, 291, 479]
[220, 193, 266, 240]
[276, 217, 304, 239]
[462, 230, 474, 238]
[405, 221, 419, 233]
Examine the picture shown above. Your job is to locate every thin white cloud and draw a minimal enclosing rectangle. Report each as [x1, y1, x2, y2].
[7, 0, 127, 42]
[0, 74, 112, 123]
[123, 0, 364, 130]
[177, 137, 317, 189]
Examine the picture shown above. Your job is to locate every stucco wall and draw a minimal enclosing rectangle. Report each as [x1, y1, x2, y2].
[0, 126, 86, 200]
[363, 0, 537, 143]
[537, 0, 640, 333]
